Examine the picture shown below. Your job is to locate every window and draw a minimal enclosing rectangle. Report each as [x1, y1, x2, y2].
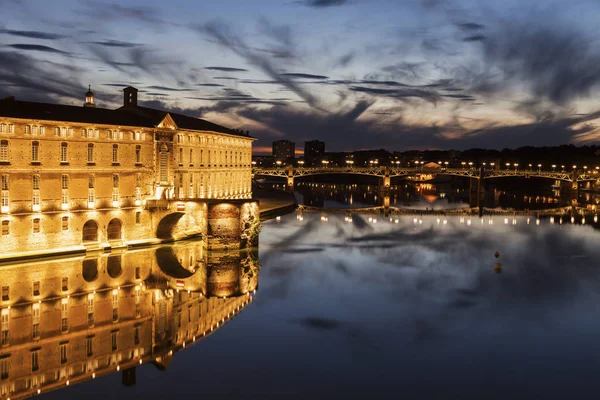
[81, 128, 86, 137]
[87, 293, 94, 327]
[60, 142, 68, 163]
[32, 303, 40, 340]
[112, 289, 118, 322]
[134, 326, 140, 345]
[25, 125, 31, 135]
[0, 140, 8, 162]
[39, 126, 45, 136]
[107, 130, 113, 139]
[135, 212, 141, 224]
[61, 298, 68, 333]
[87, 143, 94, 163]
[61, 216, 68, 231]
[1, 309, 8, 346]
[61, 175, 68, 207]
[68, 128, 73, 137]
[32, 175, 40, 211]
[61, 277, 68, 292]
[31, 351, 39, 372]
[31, 141, 39, 162]
[0, 124, 4, 133]
[33, 218, 40, 233]
[111, 331, 118, 351]
[60, 127, 67, 137]
[86, 337, 93, 357]
[88, 176, 95, 206]
[160, 149, 168, 183]
[178, 148, 183, 165]
[54, 127, 59, 136]
[112, 174, 119, 205]
[112, 144, 119, 163]
[1, 175, 8, 213]
[87, 128, 93, 138]
[135, 145, 141, 163]
[0, 357, 9, 380]
[135, 286, 141, 318]
[7, 125, 13, 134]
[60, 343, 67, 364]
[0, 221, 6, 236]
[189, 149, 193, 165]
[33, 281, 40, 296]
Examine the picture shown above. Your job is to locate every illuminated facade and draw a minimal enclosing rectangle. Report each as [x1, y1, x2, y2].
[0, 241, 259, 399]
[0, 87, 258, 259]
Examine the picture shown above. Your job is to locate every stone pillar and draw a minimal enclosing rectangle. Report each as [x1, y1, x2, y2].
[206, 200, 259, 251]
[286, 166, 294, 191]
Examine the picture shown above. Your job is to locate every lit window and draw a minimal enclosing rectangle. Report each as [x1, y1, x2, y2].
[0, 356, 9, 379]
[112, 144, 118, 163]
[87, 293, 94, 327]
[87, 143, 94, 163]
[61, 175, 68, 207]
[112, 174, 119, 205]
[88, 176, 95, 206]
[32, 125, 38, 135]
[61, 216, 69, 231]
[33, 218, 40, 233]
[68, 128, 73, 137]
[32, 303, 40, 340]
[1, 308, 9, 346]
[0, 140, 8, 162]
[31, 141, 39, 162]
[1, 221, 7, 236]
[7, 125, 13, 134]
[60, 127, 66, 137]
[61, 298, 68, 333]
[60, 142, 68, 163]
[112, 289, 118, 322]
[81, 128, 86, 137]
[87, 128, 93, 138]
[39, 126, 45, 136]
[0, 124, 4, 133]
[32, 175, 40, 211]
[24, 125, 31, 134]
[107, 130, 113, 139]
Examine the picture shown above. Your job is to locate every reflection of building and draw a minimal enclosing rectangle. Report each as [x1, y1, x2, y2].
[304, 140, 325, 167]
[0, 87, 258, 260]
[272, 140, 295, 164]
[0, 241, 259, 399]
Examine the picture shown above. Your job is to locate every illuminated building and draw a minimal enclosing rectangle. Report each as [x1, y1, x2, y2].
[0, 241, 259, 399]
[304, 140, 325, 167]
[0, 87, 258, 260]
[272, 140, 295, 164]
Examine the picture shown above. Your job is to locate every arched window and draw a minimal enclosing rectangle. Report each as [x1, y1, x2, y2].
[107, 219, 122, 240]
[82, 220, 98, 242]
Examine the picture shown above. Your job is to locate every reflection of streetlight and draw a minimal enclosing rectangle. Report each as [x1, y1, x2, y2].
[276, 160, 282, 167]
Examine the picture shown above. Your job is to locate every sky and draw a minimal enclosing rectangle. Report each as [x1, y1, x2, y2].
[2, 0, 600, 153]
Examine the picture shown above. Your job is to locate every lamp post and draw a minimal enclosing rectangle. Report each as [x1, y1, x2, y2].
[528, 163, 532, 170]
[276, 160, 282, 168]
[468, 161, 473, 169]
[490, 162, 495, 170]
[482, 162, 487, 169]
[322, 160, 329, 168]
[444, 161, 449, 169]
[552, 164, 556, 171]
[537, 163, 542, 172]
[505, 162, 510, 170]
[514, 163, 519, 171]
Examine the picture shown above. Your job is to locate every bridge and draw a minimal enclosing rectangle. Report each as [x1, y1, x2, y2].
[253, 166, 599, 191]
[295, 204, 582, 217]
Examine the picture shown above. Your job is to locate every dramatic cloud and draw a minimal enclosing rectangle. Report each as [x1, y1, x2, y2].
[0, 28, 66, 40]
[6, 44, 70, 54]
[205, 66, 249, 72]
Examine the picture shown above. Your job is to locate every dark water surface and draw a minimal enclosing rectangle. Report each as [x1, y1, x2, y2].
[42, 212, 600, 399]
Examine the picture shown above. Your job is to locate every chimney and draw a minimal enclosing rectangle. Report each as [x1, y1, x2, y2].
[123, 86, 138, 107]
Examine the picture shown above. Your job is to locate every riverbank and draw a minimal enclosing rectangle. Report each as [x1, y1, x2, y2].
[254, 186, 297, 220]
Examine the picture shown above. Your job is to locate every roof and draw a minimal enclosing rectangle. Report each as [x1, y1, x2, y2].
[0, 97, 251, 138]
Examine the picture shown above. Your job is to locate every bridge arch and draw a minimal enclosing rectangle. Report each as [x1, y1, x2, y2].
[156, 212, 185, 239]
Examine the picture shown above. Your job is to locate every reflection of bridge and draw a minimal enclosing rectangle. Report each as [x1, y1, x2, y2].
[254, 166, 599, 190]
[295, 204, 583, 217]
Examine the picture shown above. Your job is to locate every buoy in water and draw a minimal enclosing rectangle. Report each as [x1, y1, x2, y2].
[494, 251, 500, 258]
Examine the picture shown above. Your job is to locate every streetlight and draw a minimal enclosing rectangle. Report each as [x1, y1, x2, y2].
[573, 165, 577, 170]
[461, 161, 466, 169]
[482, 162, 487, 169]
[468, 162, 473, 169]
[561, 165, 565, 172]
[552, 164, 556, 171]
[514, 163, 519, 171]
[505, 162, 510, 170]
[298, 160, 304, 166]
[490, 162, 495, 169]
[276, 160, 282, 168]
[537, 163, 542, 172]
[528, 163, 532, 170]
[322, 160, 329, 168]
[444, 161, 449, 169]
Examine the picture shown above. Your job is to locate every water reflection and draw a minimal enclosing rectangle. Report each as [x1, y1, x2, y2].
[0, 242, 259, 399]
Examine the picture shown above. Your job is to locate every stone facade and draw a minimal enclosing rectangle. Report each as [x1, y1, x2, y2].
[0, 88, 258, 260]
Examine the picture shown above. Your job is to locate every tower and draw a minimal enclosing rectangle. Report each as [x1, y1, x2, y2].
[123, 86, 138, 107]
[84, 85, 95, 108]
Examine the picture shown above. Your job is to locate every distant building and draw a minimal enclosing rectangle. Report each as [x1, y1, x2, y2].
[304, 140, 325, 167]
[272, 140, 295, 164]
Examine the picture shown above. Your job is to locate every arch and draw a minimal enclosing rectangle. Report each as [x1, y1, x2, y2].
[82, 220, 99, 242]
[82, 259, 99, 282]
[155, 247, 194, 279]
[107, 255, 122, 278]
[156, 212, 185, 239]
[107, 218, 122, 240]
